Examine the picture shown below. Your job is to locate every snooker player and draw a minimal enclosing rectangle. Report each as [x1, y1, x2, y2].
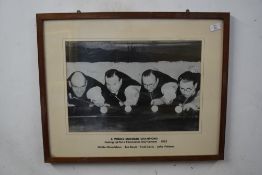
[173, 71, 200, 114]
[104, 69, 141, 112]
[67, 71, 106, 108]
[137, 69, 178, 112]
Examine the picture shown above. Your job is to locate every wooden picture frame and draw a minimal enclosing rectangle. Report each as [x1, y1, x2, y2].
[37, 12, 230, 163]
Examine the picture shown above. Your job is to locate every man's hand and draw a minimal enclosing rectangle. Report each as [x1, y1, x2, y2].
[162, 95, 176, 105]
[92, 99, 105, 107]
[124, 85, 141, 106]
[86, 86, 105, 107]
[151, 98, 164, 106]
[161, 82, 178, 105]
[119, 101, 124, 106]
[183, 103, 200, 111]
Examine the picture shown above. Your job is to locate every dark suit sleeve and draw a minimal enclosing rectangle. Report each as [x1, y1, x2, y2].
[136, 88, 151, 107]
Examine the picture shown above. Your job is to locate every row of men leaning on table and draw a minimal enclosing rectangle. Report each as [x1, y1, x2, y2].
[67, 69, 200, 114]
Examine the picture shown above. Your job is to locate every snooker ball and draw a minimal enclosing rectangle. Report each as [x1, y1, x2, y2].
[175, 105, 183, 113]
[151, 105, 158, 113]
[125, 105, 132, 113]
[100, 106, 108, 114]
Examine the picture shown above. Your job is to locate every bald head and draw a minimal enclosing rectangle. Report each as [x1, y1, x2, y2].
[71, 72, 86, 87]
[70, 72, 87, 97]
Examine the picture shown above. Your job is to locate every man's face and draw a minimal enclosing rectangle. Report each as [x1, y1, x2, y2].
[142, 74, 159, 93]
[70, 73, 87, 98]
[105, 75, 122, 94]
[179, 80, 197, 98]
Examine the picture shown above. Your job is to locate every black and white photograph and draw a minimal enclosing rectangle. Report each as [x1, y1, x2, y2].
[37, 12, 229, 162]
[66, 41, 201, 132]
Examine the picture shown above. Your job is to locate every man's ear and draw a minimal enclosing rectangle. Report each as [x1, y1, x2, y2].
[156, 78, 159, 85]
[194, 83, 198, 89]
[119, 78, 123, 85]
[104, 77, 107, 85]
[141, 76, 144, 85]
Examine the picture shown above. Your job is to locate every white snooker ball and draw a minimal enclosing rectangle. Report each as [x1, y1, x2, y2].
[151, 105, 158, 113]
[100, 106, 108, 114]
[175, 105, 183, 113]
[125, 105, 132, 113]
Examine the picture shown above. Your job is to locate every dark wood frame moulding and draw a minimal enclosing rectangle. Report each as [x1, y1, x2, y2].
[36, 12, 230, 163]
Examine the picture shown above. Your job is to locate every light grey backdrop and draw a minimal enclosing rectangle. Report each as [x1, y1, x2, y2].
[67, 61, 200, 83]
[0, 0, 262, 175]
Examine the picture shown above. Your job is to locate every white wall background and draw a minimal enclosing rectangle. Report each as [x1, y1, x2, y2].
[0, 0, 262, 174]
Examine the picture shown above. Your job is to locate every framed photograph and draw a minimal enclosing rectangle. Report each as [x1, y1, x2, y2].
[37, 12, 230, 163]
